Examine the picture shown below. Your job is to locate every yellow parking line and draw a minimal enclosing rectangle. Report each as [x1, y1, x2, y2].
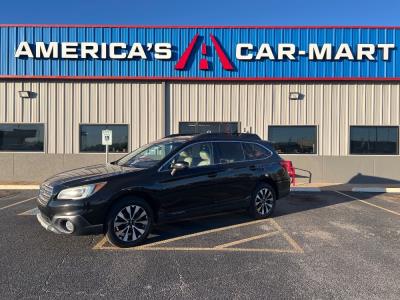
[269, 219, 304, 253]
[93, 237, 108, 250]
[335, 191, 400, 217]
[214, 231, 279, 249]
[138, 218, 272, 249]
[93, 218, 304, 254]
[100, 246, 301, 253]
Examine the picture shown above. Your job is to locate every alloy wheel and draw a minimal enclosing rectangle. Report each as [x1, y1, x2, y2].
[113, 205, 149, 242]
[255, 188, 274, 215]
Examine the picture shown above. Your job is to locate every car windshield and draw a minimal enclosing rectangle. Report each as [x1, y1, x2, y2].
[116, 140, 185, 168]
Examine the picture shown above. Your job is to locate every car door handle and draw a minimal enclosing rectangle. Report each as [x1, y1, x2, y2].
[208, 172, 218, 178]
[249, 165, 257, 171]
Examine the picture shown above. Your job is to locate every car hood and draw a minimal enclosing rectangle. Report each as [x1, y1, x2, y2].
[43, 163, 143, 188]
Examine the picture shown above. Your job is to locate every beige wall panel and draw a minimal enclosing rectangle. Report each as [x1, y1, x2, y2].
[390, 85, 399, 125]
[131, 83, 141, 150]
[0, 80, 399, 157]
[0, 83, 5, 122]
[6, 82, 15, 121]
[0, 80, 164, 154]
[73, 83, 81, 153]
[106, 83, 115, 124]
[168, 82, 400, 156]
[64, 82, 73, 154]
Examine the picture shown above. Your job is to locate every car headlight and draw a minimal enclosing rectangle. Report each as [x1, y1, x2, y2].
[57, 182, 107, 200]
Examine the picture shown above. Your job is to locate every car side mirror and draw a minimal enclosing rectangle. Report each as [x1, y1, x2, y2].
[171, 161, 189, 176]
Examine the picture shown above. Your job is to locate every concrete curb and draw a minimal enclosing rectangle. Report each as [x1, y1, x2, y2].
[292, 186, 400, 193]
[290, 187, 321, 192]
[352, 187, 400, 193]
[0, 185, 40, 190]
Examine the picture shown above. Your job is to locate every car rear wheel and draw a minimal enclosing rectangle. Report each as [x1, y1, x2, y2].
[249, 183, 276, 219]
[106, 197, 153, 248]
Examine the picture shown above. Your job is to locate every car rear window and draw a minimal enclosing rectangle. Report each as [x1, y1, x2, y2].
[214, 142, 245, 164]
[242, 143, 271, 160]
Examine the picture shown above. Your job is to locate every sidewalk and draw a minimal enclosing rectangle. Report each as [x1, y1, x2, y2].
[291, 183, 400, 193]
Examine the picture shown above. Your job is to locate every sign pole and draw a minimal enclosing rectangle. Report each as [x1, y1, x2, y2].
[102, 129, 112, 164]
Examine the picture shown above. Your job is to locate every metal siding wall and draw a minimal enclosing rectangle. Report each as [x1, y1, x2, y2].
[0, 80, 164, 154]
[167, 82, 400, 156]
[1, 80, 399, 156]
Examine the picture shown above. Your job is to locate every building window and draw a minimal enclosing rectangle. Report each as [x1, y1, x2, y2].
[0, 124, 44, 152]
[268, 126, 317, 154]
[80, 125, 128, 153]
[350, 126, 399, 155]
[179, 122, 239, 134]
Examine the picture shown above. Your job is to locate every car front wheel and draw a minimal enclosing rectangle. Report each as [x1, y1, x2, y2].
[249, 183, 276, 219]
[106, 197, 153, 248]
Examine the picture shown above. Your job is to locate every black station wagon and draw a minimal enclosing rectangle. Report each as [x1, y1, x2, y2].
[36, 133, 291, 247]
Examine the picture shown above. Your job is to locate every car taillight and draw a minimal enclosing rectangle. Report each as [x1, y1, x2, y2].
[280, 160, 296, 186]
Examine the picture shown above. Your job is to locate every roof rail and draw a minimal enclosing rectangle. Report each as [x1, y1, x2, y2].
[163, 133, 193, 138]
[192, 132, 261, 141]
[164, 132, 262, 141]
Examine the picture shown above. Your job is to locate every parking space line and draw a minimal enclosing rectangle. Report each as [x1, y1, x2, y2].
[18, 207, 39, 216]
[93, 237, 108, 250]
[93, 218, 304, 253]
[99, 246, 302, 253]
[0, 197, 36, 211]
[335, 191, 400, 217]
[269, 219, 304, 253]
[138, 218, 273, 249]
[214, 231, 279, 249]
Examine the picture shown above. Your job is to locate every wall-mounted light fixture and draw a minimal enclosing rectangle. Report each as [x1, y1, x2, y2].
[289, 92, 304, 100]
[19, 91, 37, 99]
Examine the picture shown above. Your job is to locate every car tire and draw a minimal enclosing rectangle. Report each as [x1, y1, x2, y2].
[249, 183, 276, 219]
[106, 197, 153, 248]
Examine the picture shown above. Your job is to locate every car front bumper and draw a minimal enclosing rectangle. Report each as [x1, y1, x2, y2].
[36, 211, 103, 235]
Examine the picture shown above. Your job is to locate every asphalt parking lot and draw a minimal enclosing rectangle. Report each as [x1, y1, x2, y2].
[0, 189, 399, 299]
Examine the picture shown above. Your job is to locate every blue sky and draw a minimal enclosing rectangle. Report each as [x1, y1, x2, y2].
[0, 0, 399, 25]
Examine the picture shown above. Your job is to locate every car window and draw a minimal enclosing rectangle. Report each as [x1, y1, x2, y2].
[214, 142, 245, 164]
[242, 143, 271, 160]
[170, 142, 214, 169]
[117, 140, 184, 168]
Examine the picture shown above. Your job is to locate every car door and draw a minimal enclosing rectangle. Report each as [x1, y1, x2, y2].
[212, 141, 256, 206]
[155, 142, 224, 217]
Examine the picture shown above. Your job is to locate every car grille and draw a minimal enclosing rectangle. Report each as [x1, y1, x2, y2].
[37, 183, 54, 206]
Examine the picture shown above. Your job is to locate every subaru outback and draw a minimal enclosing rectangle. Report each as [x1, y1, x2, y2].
[36, 133, 291, 247]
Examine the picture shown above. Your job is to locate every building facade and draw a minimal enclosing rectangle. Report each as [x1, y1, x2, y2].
[0, 25, 399, 183]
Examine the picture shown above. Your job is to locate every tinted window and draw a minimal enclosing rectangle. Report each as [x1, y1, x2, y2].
[80, 125, 128, 153]
[179, 122, 239, 134]
[350, 126, 399, 155]
[269, 126, 317, 154]
[0, 124, 44, 151]
[214, 142, 245, 164]
[117, 140, 184, 168]
[242, 143, 271, 160]
[171, 142, 214, 168]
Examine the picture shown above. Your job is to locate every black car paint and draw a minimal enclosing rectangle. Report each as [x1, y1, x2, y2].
[37, 135, 291, 235]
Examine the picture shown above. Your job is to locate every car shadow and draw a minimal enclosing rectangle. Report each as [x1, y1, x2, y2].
[137, 173, 399, 247]
[145, 210, 255, 245]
